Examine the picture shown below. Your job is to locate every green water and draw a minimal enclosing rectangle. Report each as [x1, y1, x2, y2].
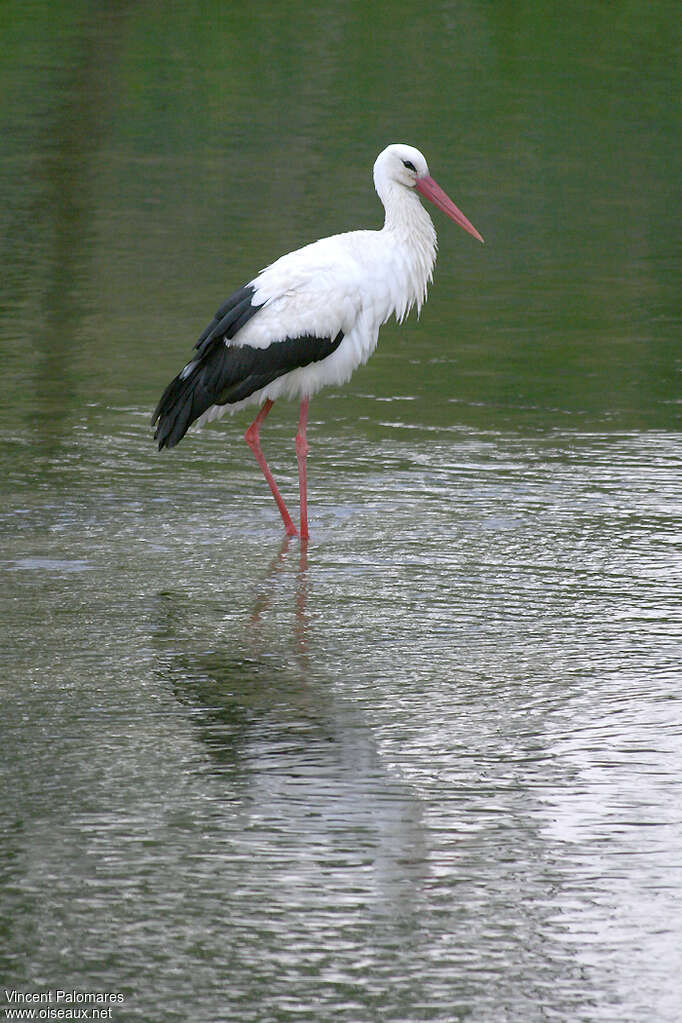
[1, 2, 680, 1021]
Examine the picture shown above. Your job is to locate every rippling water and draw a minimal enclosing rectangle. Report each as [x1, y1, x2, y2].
[2, 412, 681, 1022]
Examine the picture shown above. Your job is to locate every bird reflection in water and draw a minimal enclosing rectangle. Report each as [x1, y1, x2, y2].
[248, 535, 309, 667]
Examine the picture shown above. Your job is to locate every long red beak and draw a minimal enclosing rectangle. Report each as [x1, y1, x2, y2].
[416, 175, 484, 243]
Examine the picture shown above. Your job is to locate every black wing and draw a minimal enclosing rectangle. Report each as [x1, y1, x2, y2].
[192, 284, 262, 357]
[152, 285, 344, 450]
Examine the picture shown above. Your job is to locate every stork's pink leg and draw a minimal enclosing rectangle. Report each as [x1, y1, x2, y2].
[245, 399, 297, 537]
[295, 397, 310, 541]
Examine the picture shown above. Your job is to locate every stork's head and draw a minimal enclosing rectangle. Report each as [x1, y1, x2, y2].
[373, 143, 484, 244]
[374, 143, 431, 188]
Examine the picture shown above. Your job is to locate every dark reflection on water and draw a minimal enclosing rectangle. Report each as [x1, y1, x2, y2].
[144, 565, 434, 1021]
[2, 0, 681, 1020]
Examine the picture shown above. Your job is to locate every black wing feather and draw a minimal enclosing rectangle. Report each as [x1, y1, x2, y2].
[193, 284, 262, 354]
[152, 308, 344, 450]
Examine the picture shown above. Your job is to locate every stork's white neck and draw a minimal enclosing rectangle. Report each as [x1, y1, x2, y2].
[376, 180, 438, 320]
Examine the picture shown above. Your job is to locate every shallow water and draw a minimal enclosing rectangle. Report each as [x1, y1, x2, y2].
[3, 417, 681, 1021]
[1, 2, 681, 1021]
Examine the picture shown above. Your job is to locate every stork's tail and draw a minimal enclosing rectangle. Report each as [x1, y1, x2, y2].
[151, 356, 214, 450]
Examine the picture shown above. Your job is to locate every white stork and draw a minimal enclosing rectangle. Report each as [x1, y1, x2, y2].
[152, 143, 483, 540]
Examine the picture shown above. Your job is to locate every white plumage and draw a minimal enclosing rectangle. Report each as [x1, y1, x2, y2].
[153, 143, 483, 540]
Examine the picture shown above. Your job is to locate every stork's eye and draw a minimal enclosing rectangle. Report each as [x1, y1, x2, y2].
[402, 160, 416, 172]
